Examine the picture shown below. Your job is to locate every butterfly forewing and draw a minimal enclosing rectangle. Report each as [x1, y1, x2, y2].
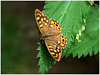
[35, 9, 62, 36]
[47, 19, 62, 35]
[35, 9, 49, 36]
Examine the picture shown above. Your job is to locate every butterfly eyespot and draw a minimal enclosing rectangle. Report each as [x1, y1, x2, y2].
[62, 39, 64, 41]
[36, 17, 40, 20]
[61, 38, 64, 42]
[54, 22, 56, 24]
[57, 26, 59, 29]
[62, 35, 64, 38]
[58, 27, 62, 30]
[56, 24, 58, 26]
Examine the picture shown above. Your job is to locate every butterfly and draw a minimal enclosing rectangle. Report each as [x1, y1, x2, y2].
[35, 9, 67, 61]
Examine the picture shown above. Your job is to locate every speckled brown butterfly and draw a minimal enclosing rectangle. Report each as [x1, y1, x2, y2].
[35, 9, 67, 61]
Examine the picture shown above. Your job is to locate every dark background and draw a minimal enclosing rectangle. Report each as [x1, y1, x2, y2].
[1, 1, 99, 74]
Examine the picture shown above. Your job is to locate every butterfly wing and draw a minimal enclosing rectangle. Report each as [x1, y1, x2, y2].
[35, 9, 49, 36]
[46, 19, 62, 36]
[44, 34, 67, 61]
[35, 9, 62, 36]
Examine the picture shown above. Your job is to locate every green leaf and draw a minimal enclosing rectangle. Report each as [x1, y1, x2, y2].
[43, 1, 90, 57]
[65, 5, 99, 58]
[37, 40, 55, 73]
[36, 1, 96, 73]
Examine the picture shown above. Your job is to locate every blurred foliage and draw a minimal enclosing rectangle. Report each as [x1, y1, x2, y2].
[1, 1, 45, 74]
[1, 13, 21, 73]
[37, 1, 99, 73]
[1, 13, 36, 74]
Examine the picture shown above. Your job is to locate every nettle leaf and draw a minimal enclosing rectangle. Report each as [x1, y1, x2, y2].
[37, 40, 56, 73]
[43, 1, 90, 57]
[65, 5, 99, 58]
[36, 1, 97, 73]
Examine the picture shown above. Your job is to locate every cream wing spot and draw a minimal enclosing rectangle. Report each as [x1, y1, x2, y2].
[46, 20, 48, 23]
[57, 49, 59, 52]
[39, 21, 42, 24]
[51, 21, 54, 24]
[50, 25, 54, 28]
[58, 41, 60, 44]
[57, 47, 60, 49]
[49, 48, 53, 51]
[44, 17, 46, 20]
[39, 24, 43, 28]
[54, 45, 56, 47]
[36, 17, 40, 20]
[45, 23, 47, 25]
[48, 45, 52, 48]
[54, 50, 57, 53]
[47, 45, 53, 50]
[41, 18, 43, 22]
[50, 52, 55, 55]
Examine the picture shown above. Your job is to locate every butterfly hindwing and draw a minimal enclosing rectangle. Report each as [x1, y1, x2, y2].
[45, 34, 67, 61]
[45, 37, 62, 61]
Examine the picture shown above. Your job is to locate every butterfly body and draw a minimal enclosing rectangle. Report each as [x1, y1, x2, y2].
[35, 9, 67, 61]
